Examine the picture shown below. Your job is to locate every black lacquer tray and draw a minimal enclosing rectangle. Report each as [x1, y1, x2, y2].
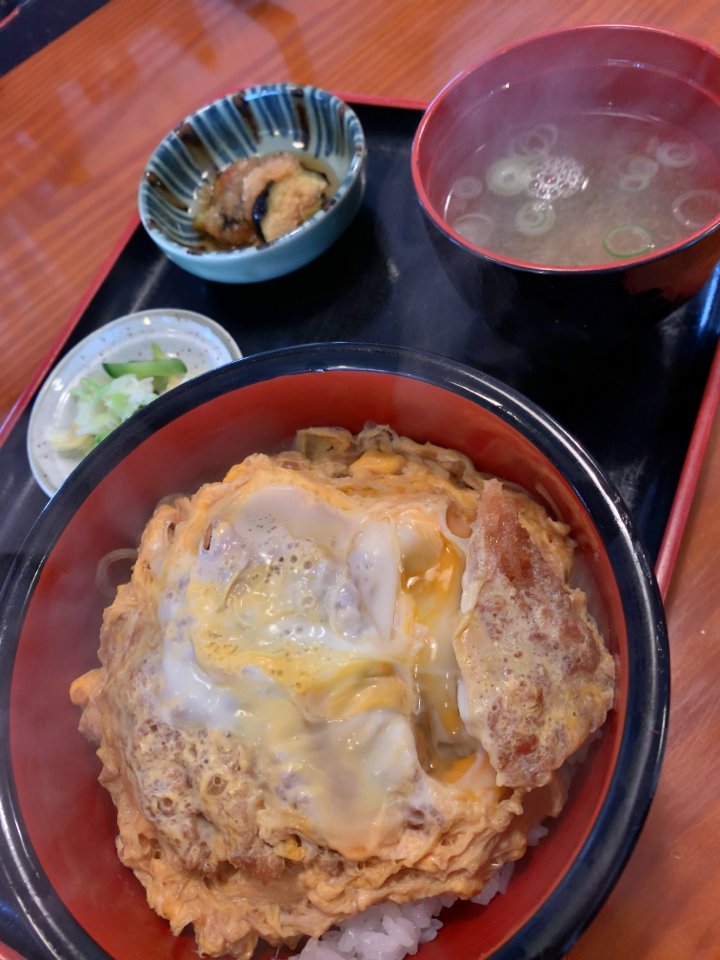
[0, 98, 718, 958]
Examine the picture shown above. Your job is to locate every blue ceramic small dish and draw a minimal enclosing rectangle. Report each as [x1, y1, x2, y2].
[138, 85, 367, 283]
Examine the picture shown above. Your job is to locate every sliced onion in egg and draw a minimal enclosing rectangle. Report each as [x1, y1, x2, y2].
[602, 223, 655, 259]
[656, 141, 698, 168]
[486, 157, 532, 196]
[449, 175, 484, 199]
[515, 201, 556, 236]
[95, 548, 138, 599]
[453, 212, 495, 246]
[672, 189, 720, 229]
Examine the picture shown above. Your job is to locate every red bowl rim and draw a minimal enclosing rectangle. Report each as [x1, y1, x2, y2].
[411, 22, 720, 275]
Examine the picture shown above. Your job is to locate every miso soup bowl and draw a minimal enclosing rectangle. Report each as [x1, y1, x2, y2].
[0, 345, 668, 960]
[412, 24, 720, 348]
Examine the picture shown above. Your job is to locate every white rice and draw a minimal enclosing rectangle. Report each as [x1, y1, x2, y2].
[526, 822, 550, 847]
[291, 858, 523, 960]
[291, 896, 454, 960]
[470, 860, 516, 906]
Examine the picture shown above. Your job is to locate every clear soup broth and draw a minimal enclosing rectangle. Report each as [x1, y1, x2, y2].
[444, 112, 720, 267]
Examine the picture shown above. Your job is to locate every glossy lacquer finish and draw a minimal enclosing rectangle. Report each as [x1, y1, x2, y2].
[2, 1, 720, 958]
[0, 346, 667, 960]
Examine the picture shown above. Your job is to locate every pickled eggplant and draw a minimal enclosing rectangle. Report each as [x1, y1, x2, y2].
[192, 152, 332, 248]
[252, 168, 328, 242]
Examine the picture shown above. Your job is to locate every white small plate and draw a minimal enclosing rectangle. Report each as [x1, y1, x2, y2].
[28, 309, 242, 497]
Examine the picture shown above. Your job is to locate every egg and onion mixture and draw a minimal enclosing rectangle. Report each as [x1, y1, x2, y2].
[71, 426, 615, 959]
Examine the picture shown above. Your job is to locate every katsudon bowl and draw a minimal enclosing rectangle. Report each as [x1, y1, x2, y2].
[0, 344, 668, 960]
[412, 24, 720, 348]
[138, 84, 367, 283]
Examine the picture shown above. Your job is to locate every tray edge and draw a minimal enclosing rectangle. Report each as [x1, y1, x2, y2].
[655, 334, 720, 597]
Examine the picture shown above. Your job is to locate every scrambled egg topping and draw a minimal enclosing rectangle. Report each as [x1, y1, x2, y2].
[71, 425, 615, 959]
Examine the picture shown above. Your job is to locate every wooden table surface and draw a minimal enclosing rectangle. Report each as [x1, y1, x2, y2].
[1, 1, 719, 957]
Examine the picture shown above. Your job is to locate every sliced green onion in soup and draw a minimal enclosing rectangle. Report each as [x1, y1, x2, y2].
[486, 157, 532, 196]
[602, 223, 655, 259]
[672, 190, 720, 229]
[617, 155, 659, 179]
[532, 123, 559, 149]
[629, 155, 659, 177]
[449, 175, 484, 199]
[515, 201, 556, 236]
[656, 141, 698, 168]
[619, 173, 652, 193]
[509, 123, 558, 158]
[443, 193, 468, 221]
[452, 212, 495, 246]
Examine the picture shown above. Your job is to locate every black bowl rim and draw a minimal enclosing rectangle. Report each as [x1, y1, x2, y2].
[411, 21, 720, 276]
[0, 343, 669, 960]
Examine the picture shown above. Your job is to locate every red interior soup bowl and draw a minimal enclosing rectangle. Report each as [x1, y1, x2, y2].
[412, 24, 720, 347]
[0, 345, 668, 960]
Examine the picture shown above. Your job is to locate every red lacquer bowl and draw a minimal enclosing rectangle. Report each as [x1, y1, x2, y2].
[412, 24, 720, 349]
[0, 345, 668, 960]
